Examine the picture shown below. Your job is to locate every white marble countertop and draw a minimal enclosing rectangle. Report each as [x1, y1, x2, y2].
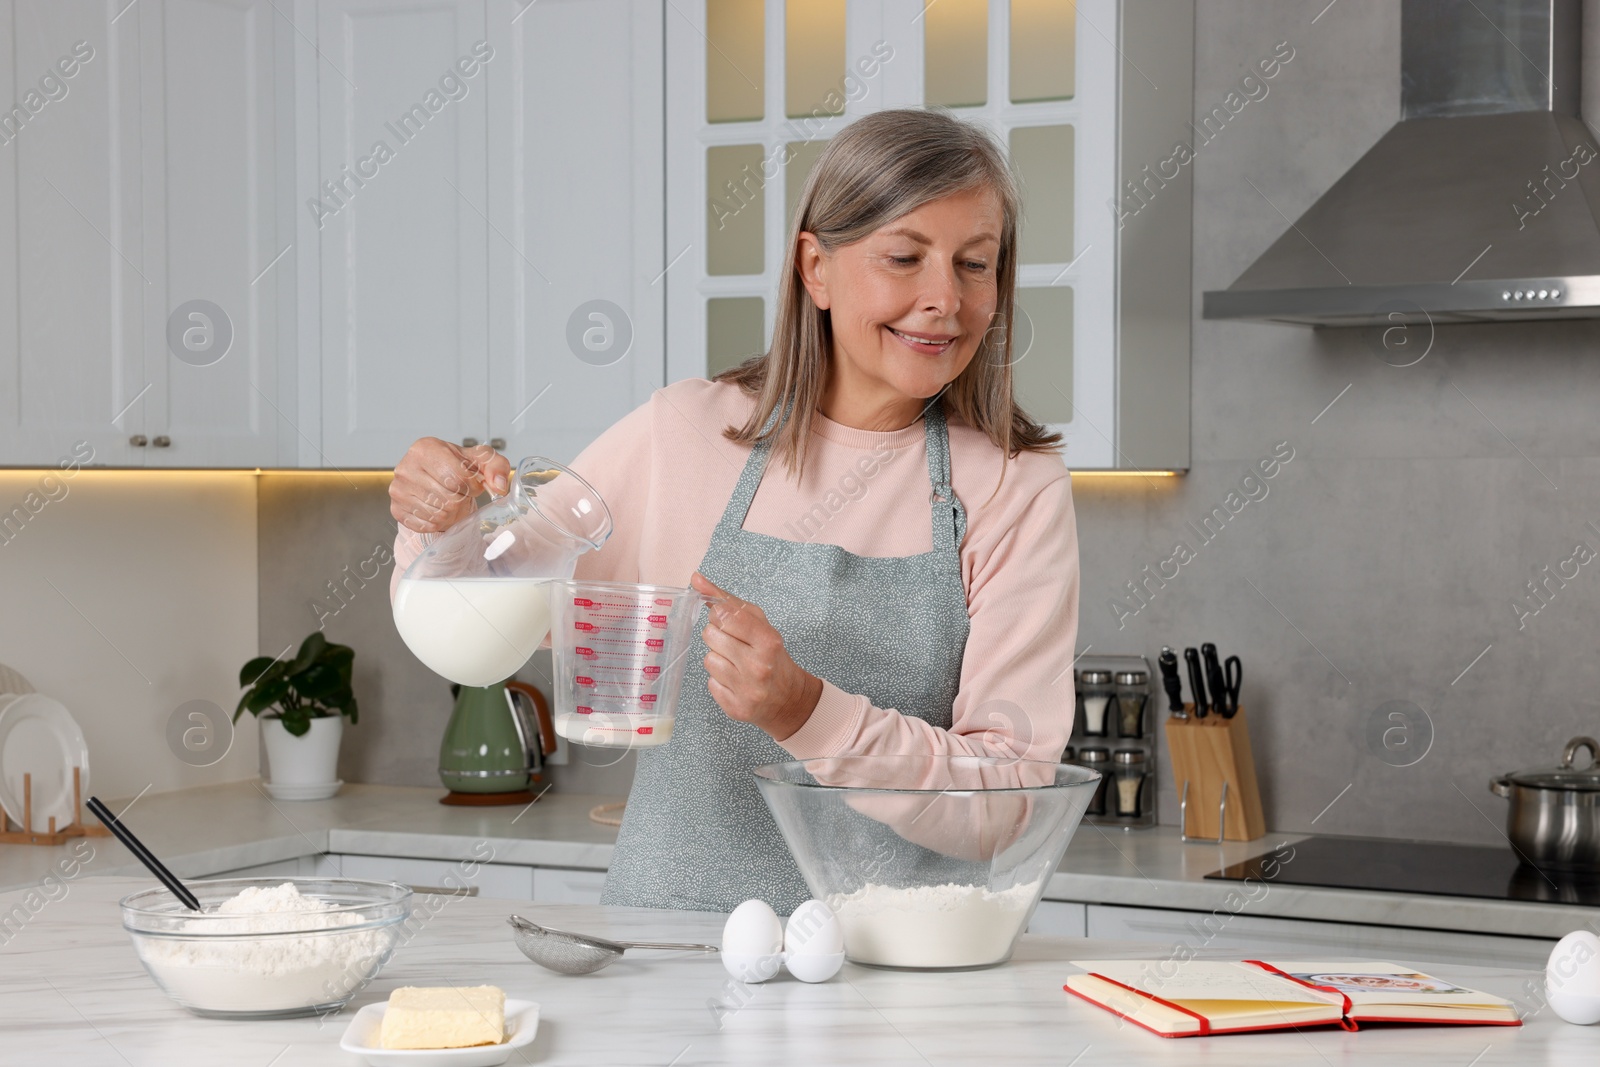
[4, 877, 1597, 1066]
[4, 780, 1595, 942]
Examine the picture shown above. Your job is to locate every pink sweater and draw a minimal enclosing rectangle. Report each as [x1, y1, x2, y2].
[393, 378, 1079, 763]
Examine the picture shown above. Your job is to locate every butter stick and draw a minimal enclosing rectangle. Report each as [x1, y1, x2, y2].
[379, 985, 506, 1050]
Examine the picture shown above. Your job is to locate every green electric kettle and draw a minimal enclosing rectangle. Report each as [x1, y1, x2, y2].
[438, 680, 557, 805]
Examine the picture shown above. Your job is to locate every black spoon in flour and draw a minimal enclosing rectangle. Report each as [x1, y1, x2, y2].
[87, 795, 203, 911]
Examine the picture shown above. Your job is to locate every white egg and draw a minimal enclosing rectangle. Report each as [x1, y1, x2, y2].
[784, 899, 844, 956]
[780, 900, 844, 983]
[1547, 929, 1600, 1025]
[722, 899, 785, 983]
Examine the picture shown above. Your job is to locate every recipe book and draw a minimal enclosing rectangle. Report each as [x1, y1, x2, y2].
[1064, 960, 1522, 1038]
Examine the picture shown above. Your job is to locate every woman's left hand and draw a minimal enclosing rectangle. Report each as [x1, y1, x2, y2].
[692, 572, 822, 742]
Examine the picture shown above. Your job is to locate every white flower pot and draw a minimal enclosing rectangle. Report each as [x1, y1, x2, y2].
[261, 715, 344, 798]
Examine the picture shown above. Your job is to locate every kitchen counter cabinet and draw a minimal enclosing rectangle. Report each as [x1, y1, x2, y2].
[4, 877, 1595, 1066]
[1085, 903, 1556, 970]
[4, 781, 1593, 968]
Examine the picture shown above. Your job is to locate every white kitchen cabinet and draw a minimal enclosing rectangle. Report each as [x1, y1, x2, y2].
[1084, 903, 1557, 970]
[332, 853, 535, 900]
[0, 0, 293, 469]
[483, 0, 664, 465]
[665, 0, 1192, 470]
[0, 2, 148, 468]
[1028, 900, 1087, 938]
[313, 0, 491, 468]
[313, 0, 665, 469]
[139, 0, 295, 468]
[531, 866, 608, 905]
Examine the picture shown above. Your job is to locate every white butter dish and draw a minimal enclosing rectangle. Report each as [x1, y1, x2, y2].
[339, 998, 540, 1066]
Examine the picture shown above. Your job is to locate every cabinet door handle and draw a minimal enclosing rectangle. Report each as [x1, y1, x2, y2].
[489, 437, 506, 450]
[461, 437, 479, 448]
[152, 435, 172, 448]
[129, 435, 148, 447]
[406, 884, 479, 897]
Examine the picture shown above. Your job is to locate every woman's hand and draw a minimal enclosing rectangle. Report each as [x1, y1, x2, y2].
[390, 438, 512, 534]
[692, 572, 822, 742]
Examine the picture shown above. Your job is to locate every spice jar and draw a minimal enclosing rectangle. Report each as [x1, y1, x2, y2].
[1114, 670, 1149, 738]
[1112, 748, 1147, 818]
[1078, 746, 1111, 816]
[1079, 670, 1114, 737]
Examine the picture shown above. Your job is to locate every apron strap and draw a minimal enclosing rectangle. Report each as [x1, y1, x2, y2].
[922, 404, 966, 554]
[715, 406, 784, 536]
[715, 399, 966, 554]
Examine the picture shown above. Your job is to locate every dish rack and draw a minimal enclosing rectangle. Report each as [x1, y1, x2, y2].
[0, 766, 110, 845]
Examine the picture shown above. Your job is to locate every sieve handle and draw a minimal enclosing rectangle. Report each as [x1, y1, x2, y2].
[613, 940, 720, 953]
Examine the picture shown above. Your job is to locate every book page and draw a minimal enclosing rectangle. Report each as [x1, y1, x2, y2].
[1070, 960, 1338, 1006]
[1263, 961, 1514, 1008]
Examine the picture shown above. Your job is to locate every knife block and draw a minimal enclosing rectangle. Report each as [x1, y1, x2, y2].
[1164, 706, 1266, 842]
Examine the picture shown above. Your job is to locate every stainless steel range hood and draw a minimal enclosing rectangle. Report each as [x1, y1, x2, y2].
[1203, 0, 1600, 327]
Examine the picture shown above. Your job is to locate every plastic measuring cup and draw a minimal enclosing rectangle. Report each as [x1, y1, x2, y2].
[393, 457, 612, 687]
[549, 580, 714, 748]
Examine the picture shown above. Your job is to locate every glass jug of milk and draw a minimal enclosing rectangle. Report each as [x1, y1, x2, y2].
[393, 457, 612, 686]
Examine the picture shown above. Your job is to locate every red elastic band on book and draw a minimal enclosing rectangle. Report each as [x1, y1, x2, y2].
[1088, 973, 1212, 1036]
[1245, 959, 1360, 1032]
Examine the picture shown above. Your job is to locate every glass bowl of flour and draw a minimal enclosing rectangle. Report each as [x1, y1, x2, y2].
[754, 756, 1100, 970]
[121, 878, 412, 1018]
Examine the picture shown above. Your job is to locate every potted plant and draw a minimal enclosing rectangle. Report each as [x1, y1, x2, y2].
[234, 633, 358, 800]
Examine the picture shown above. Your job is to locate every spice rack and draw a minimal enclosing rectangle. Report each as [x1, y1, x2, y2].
[0, 766, 111, 846]
[1165, 707, 1266, 842]
[1064, 655, 1156, 829]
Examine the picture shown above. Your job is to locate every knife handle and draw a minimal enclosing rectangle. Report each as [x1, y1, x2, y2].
[1184, 646, 1209, 717]
[1158, 647, 1185, 713]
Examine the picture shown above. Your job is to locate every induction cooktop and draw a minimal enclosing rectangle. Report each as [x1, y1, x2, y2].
[1206, 836, 1600, 907]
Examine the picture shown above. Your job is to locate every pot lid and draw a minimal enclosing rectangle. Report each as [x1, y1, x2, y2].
[1505, 736, 1600, 791]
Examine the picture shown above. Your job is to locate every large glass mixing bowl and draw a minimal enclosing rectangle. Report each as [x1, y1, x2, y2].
[754, 756, 1099, 970]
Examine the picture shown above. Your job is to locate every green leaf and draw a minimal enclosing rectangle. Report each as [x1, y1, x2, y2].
[246, 678, 291, 714]
[278, 709, 312, 737]
[289, 632, 328, 675]
[344, 695, 359, 725]
[233, 691, 254, 723]
[295, 663, 343, 700]
[239, 656, 277, 688]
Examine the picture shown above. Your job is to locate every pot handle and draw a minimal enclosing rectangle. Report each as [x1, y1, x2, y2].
[1562, 736, 1600, 770]
[1489, 776, 1513, 799]
[506, 680, 558, 759]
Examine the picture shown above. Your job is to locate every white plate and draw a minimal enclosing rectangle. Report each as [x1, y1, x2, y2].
[339, 998, 540, 1066]
[264, 779, 342, 801]
[0, 694, 88, 830]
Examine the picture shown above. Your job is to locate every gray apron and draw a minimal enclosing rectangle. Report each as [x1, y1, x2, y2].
[600, 406, 972, 914]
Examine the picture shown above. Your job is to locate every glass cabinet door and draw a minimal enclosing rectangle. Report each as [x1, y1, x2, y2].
[668, 0, 1116, 467]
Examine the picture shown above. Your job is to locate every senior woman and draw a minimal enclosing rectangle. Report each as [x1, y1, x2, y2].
[388, 107, 1079, 914]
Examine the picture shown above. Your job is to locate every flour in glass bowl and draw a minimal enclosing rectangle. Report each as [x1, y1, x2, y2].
[826, 879, 1043, 968]
[133, 883, 395, 1014]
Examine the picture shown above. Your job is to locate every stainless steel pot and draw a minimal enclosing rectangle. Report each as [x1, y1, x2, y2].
[1490, 736, 1600, 869]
